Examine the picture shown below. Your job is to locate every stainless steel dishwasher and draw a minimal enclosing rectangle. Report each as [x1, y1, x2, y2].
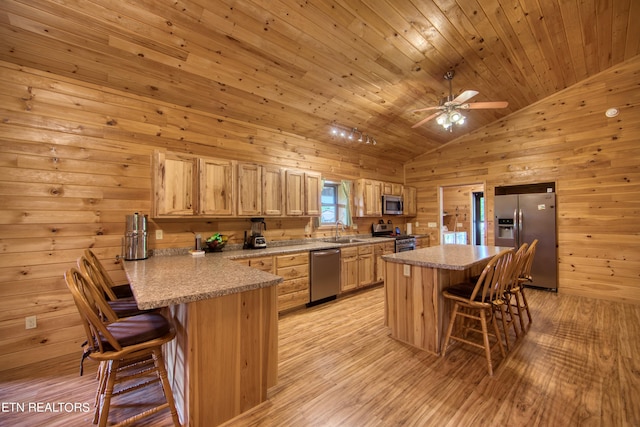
[309, 248, 341, 305]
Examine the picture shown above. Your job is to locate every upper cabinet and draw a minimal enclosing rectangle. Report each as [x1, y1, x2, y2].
[354, 179, 382, 217]
[285, 170, 304, 216]
[153, 150, 319, 218]
[403, 186, 417, 217]
[383, 182, 403, 196]
[304, 172, 322, 216]
[262, 166, 284, 216]
[199, 158, 235, 216]
[285, 170, 322, 216]
[153, 151, 197, 216]
[237, 163, 262, 216]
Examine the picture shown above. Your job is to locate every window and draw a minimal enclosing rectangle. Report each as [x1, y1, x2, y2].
[320, 182, 350, 226]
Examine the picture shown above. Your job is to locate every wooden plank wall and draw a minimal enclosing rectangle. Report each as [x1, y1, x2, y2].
[406, 56, 640, 304]
[0, 61, 404, 372]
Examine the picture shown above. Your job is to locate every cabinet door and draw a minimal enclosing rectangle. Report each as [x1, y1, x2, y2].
[374, 242, 395, 282]
[199, 158, 235, 215]
[304, 172, 322, 216]
[237, 163, 262, 216]
[367, 180, 382, 216]
[358, 246, 374, 287]
[403, 186, 417, 216]
[285, 170, 304, 216]
[153, 151, 197, 216]
[340, 247, 358, 292]
[262, 166, 284, 216]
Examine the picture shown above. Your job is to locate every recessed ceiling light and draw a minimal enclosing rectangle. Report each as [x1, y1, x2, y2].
[605, 108, 619, 118]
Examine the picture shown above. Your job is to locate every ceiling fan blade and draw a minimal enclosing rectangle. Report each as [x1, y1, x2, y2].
[451, 90, 478, 104]
[411, 106, 442, 113]
[411, 112, 441, 128]
[463, 101, 509, 109]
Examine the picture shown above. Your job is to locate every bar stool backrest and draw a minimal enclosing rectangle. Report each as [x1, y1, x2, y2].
[65, 268, 122, 353]
[469, 248, 516, 304]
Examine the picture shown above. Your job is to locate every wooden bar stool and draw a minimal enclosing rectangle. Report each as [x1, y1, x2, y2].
[78, 255, 153, 319]
[441, 248, 515, 376]
[499, 243, 529, 343]
[515, 239, 538, 326]
[65, 268, 181, 427]
[84, 249, 134, 300]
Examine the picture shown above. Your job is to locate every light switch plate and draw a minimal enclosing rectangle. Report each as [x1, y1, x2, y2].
[428, 222, 437, 228]
[156, 229, 163, 240]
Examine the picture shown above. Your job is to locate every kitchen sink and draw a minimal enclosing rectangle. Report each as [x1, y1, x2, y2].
[330, 237, 366, 244]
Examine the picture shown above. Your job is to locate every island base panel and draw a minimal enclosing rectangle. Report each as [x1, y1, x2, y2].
[165, 285, 278, 426]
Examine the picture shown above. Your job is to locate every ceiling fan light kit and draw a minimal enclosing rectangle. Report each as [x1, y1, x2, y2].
[412, 70, 508, 131]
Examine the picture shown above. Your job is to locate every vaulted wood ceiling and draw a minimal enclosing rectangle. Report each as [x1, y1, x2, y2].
[1, 0, 638, 163]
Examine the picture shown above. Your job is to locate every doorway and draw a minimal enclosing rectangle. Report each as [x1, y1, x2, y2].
[472, 191, 485, 245]
[440, 183, 485, 246]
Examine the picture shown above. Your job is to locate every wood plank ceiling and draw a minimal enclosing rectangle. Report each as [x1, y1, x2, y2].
[0, 0, 638, 164]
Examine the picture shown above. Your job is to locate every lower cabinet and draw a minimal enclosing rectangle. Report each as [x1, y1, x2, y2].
[275, 252, 309, 312]
[374, 242, 395, 283]
[415, 236, 430, 249]
[340, 244, 375, 293]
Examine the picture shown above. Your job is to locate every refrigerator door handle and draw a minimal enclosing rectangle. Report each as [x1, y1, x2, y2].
[518, 208, 523, 244]
[513, 208, 518, 244]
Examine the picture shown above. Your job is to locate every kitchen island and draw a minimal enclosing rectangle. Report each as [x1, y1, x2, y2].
[124, 254, 283, 427]
[382, 245, 509, 355]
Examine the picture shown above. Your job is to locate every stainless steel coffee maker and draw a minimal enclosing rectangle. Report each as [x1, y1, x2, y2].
[123, 212, 148, 260]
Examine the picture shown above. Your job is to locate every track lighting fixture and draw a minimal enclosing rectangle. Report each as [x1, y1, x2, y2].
[329, 124, 377, 145]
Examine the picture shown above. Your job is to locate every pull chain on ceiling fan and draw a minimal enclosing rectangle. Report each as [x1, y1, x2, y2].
[411, 70, 509, 131]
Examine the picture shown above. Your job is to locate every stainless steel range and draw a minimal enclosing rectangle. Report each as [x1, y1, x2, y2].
[372, 222, 416, 252]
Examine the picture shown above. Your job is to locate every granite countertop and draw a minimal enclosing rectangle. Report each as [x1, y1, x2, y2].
[124, 236, 392, 309]
[124, 255, 283, 310]
[382, 244, 511, 270]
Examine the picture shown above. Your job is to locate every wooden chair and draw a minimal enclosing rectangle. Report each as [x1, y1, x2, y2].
[500, 243, 530, 344]
[64, 268, 181, 427]
[84, 249, 134, 300]
[78, 255, 152, 319]
[441, 248, 515, 376]
[514, 239, 538, 326]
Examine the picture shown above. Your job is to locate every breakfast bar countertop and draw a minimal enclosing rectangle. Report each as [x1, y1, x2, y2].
[382, 244, 511, 270]
[123, 254, 283, 310]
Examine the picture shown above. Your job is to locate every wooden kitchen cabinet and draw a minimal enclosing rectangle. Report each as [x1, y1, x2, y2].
[354, 179, 382, 217]
[198, 157, 235, 216]
[153, 151, 197, 216]
[285, 170, 305, 216]
[403, 186, 417, 217]
[276, 252, 309, 312]
[341, 244, 376, 292]
[237, 163, 262, 216]
[234, 255, 274, 274]
[415, 236, 430, 249]
[357, 245, 375, 287]
[383, 182, 404, 196]
[374, 242, 395, 282]
[340, 246, 359, 292]
[262, 165, 284, 216]
[304, 171, 322, 216]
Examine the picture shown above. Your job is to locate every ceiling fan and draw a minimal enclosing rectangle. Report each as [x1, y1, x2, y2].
[411, 70, 508, 130]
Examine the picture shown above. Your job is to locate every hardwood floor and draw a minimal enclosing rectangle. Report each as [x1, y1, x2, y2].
[1, 286, 638, 426]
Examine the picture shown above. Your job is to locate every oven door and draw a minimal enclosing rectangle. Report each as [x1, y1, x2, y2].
[395, 239, 416, 252]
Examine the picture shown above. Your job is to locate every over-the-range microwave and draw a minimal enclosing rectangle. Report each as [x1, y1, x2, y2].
[382, 194, 403, 215]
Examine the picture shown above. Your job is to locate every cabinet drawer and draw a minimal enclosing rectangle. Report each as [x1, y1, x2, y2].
[276, 252, 308, 268]
[276, 264, 309, 280]
[358, 245, 373, 255]
[340, 246, 358, 258]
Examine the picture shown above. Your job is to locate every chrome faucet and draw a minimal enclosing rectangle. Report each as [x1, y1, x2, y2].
[335, 220, 345, 241]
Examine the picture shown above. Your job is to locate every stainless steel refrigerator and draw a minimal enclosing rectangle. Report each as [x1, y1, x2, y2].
[495, 193, 557, 290]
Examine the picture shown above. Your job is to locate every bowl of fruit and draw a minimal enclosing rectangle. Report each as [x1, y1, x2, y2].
[204, 233, 227, 252]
